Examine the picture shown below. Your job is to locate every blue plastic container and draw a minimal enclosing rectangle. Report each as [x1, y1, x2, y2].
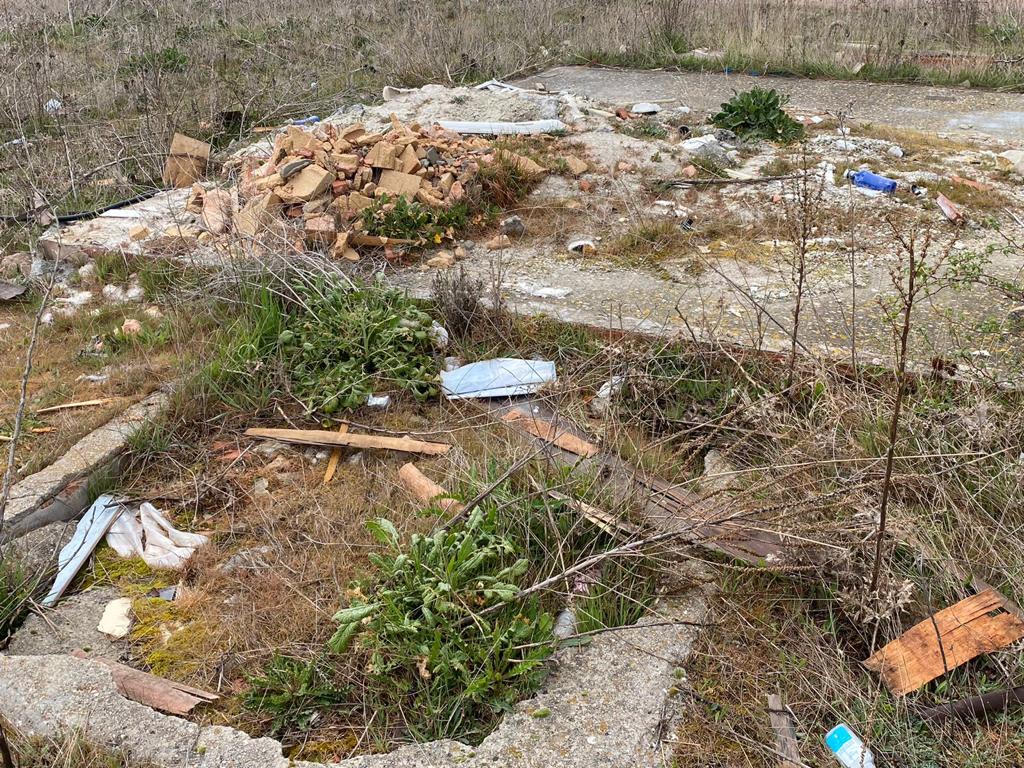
[844, 169, 897, 194]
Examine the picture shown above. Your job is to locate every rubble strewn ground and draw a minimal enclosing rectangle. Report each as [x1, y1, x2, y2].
[2, 48, 1024, 768]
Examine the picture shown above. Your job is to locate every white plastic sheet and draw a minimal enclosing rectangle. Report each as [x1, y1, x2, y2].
[106, 502, 208, 570]
[43, 494, 122, 607]
[436, 119, 567, 136]
[441, 358, 556, 400]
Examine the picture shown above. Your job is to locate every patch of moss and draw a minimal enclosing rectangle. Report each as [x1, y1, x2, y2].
[82, 545, 176, 595]
[131, 597, 212, 681]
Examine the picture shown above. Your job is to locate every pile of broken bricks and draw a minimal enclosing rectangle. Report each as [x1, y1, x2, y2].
[166, 115, 559, 262]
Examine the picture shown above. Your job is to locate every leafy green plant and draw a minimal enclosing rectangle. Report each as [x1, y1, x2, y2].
[361, 195, 468, 244]
[329, 508, 554, 743]
[276, 281, 439, 413]
[244, 655, 351, 736]
[712, 87, 804, 143]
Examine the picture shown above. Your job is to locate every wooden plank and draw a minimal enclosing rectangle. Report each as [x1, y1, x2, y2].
[71, 651, 218, 715]
[502, 410, 599, 458]
[864, 589, 1024, 696]
[37, 398, 115, 415]
[245, 427, 450, 456]
[322, 423, 349, 485]
[398, 462, 463, 514]
[546, 489, 639, 538]
[767, 694, 802, 768]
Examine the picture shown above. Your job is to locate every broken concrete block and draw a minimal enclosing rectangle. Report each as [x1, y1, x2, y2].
[377, 170, 422, 198]
[333, 154, 360, 175]
[162, 133, 211, 188]
[486, 234, 511, 250]
[254, 172, 283, 192]
[233, 192, 282, 238]
[277, 165, 334, 203]
[564, 156, 588, 177]
[426, 251, 455, 269]
[304, 215, 336, 245]
[399, 144, 421, 174]
[365, 141, 399, 169]
[347, 192, 373, 211]
[500, 215, 526, 237]
[497, 149, 546, 177]
[201, 188, 235, 235]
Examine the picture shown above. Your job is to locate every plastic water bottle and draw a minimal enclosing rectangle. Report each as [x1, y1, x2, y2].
[825, 724, 876, 768]
[844, 169, 897, 194]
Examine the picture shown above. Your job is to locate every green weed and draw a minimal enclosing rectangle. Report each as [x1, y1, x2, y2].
[620, 118, 668, 140]
[361, 195, 469, 244]
[712, 87, 805, 143]
[244, 655, 351, 736]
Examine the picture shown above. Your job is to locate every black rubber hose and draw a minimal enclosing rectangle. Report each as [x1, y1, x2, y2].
[0, 187, 167, 225]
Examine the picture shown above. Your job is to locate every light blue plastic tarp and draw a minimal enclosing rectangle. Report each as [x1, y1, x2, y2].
[441, 358, 556, 400]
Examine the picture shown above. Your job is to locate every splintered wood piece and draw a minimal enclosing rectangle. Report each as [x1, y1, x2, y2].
[71, 650, 218, 715]
[546, 489, 639, 538]
[245, 427, 450, 456]
[502, 410, 599, 458]
[322, 423, 349, 485]
[766, 694, 802, 768]
[398, 462, 464, 514]
[864, 589, 1024, 696]
[37, 398, 115, 415]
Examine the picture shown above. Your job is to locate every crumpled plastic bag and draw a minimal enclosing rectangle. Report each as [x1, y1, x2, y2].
[106, 502, 208, 570]
[440, 358, 556, 400]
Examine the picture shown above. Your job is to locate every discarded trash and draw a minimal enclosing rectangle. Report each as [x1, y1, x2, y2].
[287, 115, 320, 126]
[887, 145, 905, 158]
[398, 462, 463, 515]
[918, 685, 1024, 724]
[429, 320, 450, 349]
[910, 184, 928, 198]
[864, 588, 1024, 696]
[70, 650, 218, 715]
[502, 409, 599, 457]
[527, 285, 572, 299]
[951, 174, 991, 192]
[43, 495, 123, 607]
[589, 375, 625, 418]
[825, 724, 875, 768]
[681, 134, 719, 153]
[43, 98, 63, 115]
[150, 585, 179, 601]
[246, 427, 451, 455]
[936, 193, 964, 223]
[630, 102, 662, 114]
[844, 169, 897, 194]
[567, 238, 597, 255]
[97, 597, 134, 639]
[475, 79, 525, 93]
[106, 502, 209, 570]
[553, 608, 577, 639]
[366, 394, 391, 408]
[436, 119, 567, 136]
[0, 281, 27, 301]
[440, 358, 556, 399]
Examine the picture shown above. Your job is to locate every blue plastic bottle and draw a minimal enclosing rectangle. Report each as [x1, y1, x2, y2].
[844, 169, 897, 194]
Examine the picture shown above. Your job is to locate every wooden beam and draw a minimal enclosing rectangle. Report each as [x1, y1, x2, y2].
[245, 427, 450, 456]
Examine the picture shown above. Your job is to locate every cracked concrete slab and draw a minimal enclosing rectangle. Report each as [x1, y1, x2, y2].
[517, 65, 1024, 143]
[0, 589, 708, 768]
[6, 586, 126, 661]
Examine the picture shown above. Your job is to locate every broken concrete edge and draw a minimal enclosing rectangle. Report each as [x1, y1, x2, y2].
[2, 390, 169, 528]
[0, 591, 709, 768]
